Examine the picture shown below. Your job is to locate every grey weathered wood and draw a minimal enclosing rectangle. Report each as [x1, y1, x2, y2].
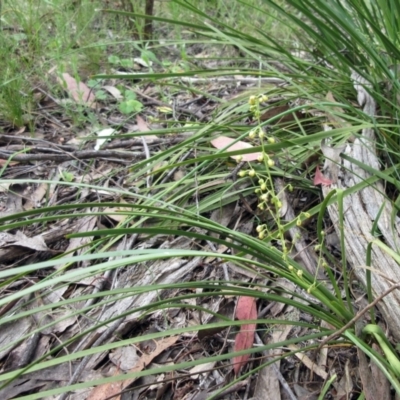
[321, 73, 400, 339]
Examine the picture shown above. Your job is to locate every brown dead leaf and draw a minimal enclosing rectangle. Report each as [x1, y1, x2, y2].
[87, 336, 179, 400]
[325, 92, 352, 129]
[55, 215, 97, 269]
[0, 160, 18, 166]
[0, 190, 23, 217]
[0, 231, 48, 251]
[102, 85, 123, 100]
[24, 183, 48, 210]
[233, 296, 257, 375]
[288, 344, 328, 380]
[313, 165, 333, 186]
[209, 202, 237, 238]
[59, 72, 97, 108]
[210, 136, 262, 162]
[260, 103, 304, 125]
[137, 115, 158, 142]
[103, 201, 133, 223]
[137, 115, 150, 132]
[109, 346, 140, 371]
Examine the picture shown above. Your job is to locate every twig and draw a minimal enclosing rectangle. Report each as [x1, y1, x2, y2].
[140, 136, 152, 188]
[0, 135, 190, 149]
[180, 77, 286, 85]
[0, 150, 143, 162]
[208, 379, 249, 399]
[318, 283, 400, 350]
[134, 89, 206, 120]
[144, 0, 154, 40]
[255, 334, 298, 400]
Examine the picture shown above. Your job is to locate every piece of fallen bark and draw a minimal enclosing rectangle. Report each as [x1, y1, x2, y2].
[321, 72, 400, 340]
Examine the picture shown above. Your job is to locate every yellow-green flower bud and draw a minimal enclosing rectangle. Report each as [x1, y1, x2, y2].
[267, 137, 275, 144]
[249, 95, 257, 105]
[297, 270, 303, 277]
[256, 225, 263, 233]
[249, 169, 256, 177]
[267, 159, 275, 167]
[238, 170, 247, 177]
[257, 154, 264, 162]
[248, 129, 256, 139]
[260, 183, 267, 191]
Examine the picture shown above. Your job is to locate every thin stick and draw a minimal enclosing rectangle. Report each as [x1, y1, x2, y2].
[318, 283, 400, 350]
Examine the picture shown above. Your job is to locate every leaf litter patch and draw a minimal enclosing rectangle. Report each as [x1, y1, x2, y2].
[0, 54, 357, 399]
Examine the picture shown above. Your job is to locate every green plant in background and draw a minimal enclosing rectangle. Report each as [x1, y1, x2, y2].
[119, 90, 143, 114]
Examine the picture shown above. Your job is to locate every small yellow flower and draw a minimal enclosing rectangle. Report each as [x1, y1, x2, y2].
[249, 95, 257, 105]
[256, 225, 263, 233]
[261, 193, 268, 202]
[267, 159, 275, 167]
[288, 265, 294, 271]
[248, 129, 256, 139]
[258, 130, 265, 139]
[257, 154, 264, 162]
[260, 183, 267, 191]
[297, 270, 303, 277]
[248, 169, 256, 177]
[238, 170, 247, 177]
[258, 179, 264, 185]
[258, 231, 265, 239]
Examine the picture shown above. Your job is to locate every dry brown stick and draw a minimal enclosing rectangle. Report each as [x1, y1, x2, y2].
[318, 283, 400, 350]
[0, 135, 189, 150]
[144, 0, 154, 40]
[0, 150, 143, 162]
[134, 89, 206, 120]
